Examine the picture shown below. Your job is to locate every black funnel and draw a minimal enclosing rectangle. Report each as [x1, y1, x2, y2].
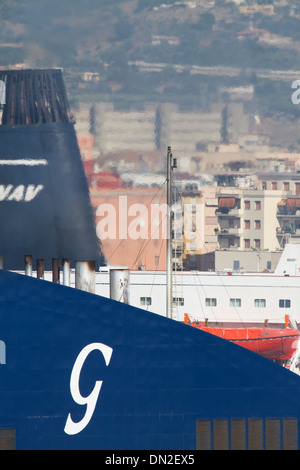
[0, 69, 103, 269]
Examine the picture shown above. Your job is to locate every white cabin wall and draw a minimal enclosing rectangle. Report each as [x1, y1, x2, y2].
[15, 263, 300, 327]
[92, 271, 300, 326]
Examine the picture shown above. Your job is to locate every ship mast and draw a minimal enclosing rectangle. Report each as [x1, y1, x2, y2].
[166, 146, 177, 319]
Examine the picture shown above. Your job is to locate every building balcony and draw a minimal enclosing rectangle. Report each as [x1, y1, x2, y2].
[276, 227, 300, 237]
[218, 239, 241, 250]
[277, 210, 300, 218]
[277, 198, 300, 217]
[216, 209, 242, 217]
[216, 196, 241, 217]
[172, 239, 183, 249]
[172, 246, 183, 255]
[217, 228, 242, 236]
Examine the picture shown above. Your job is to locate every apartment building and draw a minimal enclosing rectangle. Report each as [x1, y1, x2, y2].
[207, 165, 300, 271]
[239, 5, 274, 16]
[89, 183, 300, 273]
[216, 189, 283, 252]
[254, 170, 300, 248]
[174, 185, 218, 271]
[88, 183, 219, 272]
[178, 188, 205, 271]
[257, 171, 300, 195]
[86, 155, 300, 272]
[276, 197, 300, 246]
[87, 102, 248, 154]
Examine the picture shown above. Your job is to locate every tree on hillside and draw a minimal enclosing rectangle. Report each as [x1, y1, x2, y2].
[220, 106, 229, 144]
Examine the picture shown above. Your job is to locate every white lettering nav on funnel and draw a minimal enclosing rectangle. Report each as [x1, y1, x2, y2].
[0, 185, 44, 202]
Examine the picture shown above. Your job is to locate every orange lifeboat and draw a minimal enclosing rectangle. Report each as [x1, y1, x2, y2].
[184, 314, 300, 363]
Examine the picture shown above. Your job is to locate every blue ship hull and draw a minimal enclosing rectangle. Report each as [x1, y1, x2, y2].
[1, 269, 300, 450]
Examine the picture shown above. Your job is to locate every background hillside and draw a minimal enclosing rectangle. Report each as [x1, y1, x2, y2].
[1, 0, 300, 120]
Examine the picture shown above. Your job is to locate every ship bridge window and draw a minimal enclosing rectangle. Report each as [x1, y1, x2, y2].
[140, 297, 152, 306]
[230, 298, 241, 307]
[254, 299, 266, 308]
[205, 298, 217, 307]
[173, 297, 184, 306]
[279, 299, 291, 308]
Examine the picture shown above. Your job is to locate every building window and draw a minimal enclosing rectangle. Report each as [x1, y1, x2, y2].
[255, 201, 261, 210]
[279, 299, 291, 308]
[189, 253, 196, 270]
[254, 239, 261, 248]
[255, 220, 261, 229]
[190, 240, 197, 251]
[262, 181, 267, 190]
[205, 298, 217, 307]
[233, 260, 240, 271]
[230, 298, 241, 307]
[244, 220, 250, 229]
[140, 297, 152, 306]
[244, 200, 250, 210]
[244, 239, 250, 248]
[272, 182, 278, 190]
[284, 182, 290, 191]
[173, 297, 184, 306]
[254, 299, 266, 308]
[174, 230, 182, 239]
[228, 238, 235, 248]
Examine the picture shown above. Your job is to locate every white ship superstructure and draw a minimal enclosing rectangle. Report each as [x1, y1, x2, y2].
[94, 269, 300, 328]
[17, 244, 300, 328]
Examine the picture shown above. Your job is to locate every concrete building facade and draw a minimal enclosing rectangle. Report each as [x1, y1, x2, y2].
[216, 189, 283, 252]
[80, 102, 248, 155]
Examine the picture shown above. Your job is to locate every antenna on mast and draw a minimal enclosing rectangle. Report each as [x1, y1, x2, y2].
[166, 146, 177, 319]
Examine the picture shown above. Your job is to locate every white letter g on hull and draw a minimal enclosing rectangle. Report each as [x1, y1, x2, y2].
[64, 342, 113, 435]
